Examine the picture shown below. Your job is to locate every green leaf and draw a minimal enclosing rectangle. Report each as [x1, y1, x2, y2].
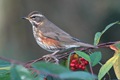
[16, 65, 34, 80]
[32, 62, 96, 80]
[46, 76, 62, 80]
[94, 21, 119, 45]
[94, 32, 101, 45]
[33, 76, 45, 80]
[98, 53, 119, 80]
[0, 59, 11, 80]
[10, 65, 34, 80]
[35, 77, 45, 80]
[0, 60, 11, 67]
[108, 42, 120, 79]
[32, 62, 70, 75]
[67, 52, 73, 69]
[90, 52, 102, 66]
[10, 65, 21, 80]
[59, 71, 97, 80]
[0, 70, 11, 80]
[75, 51, 91, 62]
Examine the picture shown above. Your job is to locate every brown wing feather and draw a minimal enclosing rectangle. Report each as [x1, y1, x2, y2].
[39, 19, 94, 47]
[39, 19, 76, 43]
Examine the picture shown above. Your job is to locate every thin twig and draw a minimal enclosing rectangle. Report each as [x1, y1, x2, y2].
[89, 63, 94, 75]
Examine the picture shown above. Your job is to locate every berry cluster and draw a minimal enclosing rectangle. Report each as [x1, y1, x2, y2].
[70, 54, 89, 71]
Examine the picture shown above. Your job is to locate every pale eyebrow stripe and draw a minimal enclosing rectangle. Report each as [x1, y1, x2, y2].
[31, 14, 43, 17]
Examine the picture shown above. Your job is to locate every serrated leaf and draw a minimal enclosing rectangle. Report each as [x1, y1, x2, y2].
[98, 53, 119, 80]
[90, 52, 102, 66]
[32, 62, 70, 75]
[59, 71, 97, 80]
[94, 21, 119, 45]
[75, 51, 91, 62]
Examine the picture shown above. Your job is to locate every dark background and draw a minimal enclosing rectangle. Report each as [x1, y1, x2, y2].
[0, 0, 120, 79]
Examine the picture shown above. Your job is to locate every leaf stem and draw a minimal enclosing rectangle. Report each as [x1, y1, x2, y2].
[89, 63, 94, 75]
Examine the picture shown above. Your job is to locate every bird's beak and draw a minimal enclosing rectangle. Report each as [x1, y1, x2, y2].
[22, 17, 29, 20]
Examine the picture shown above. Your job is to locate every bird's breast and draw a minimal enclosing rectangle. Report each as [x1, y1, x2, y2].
[32, 26, 64, 52]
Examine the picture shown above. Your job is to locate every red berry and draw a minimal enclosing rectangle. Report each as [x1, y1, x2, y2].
[70, 67, 76, 71]
[81, 66, 85, 70]
[84, 61, 89, 65]
[75, 64, 79, 68]
[81, 62, 85, 66]
[71, 59, 78, 63]
[70, 63, 75, 67]
[79, 58, 85, 61]
[78, 64, 82, 69]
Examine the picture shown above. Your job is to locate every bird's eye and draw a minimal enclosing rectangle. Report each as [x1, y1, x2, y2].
[30, 15, 43, 22]
[31, 16, 36, 19]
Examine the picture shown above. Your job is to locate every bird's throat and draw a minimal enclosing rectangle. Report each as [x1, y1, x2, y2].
[32, 22, 38, 28]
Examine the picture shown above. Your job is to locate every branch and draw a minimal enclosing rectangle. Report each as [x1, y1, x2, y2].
[25, 41, 119, 68]
[0, 41, 118, 68]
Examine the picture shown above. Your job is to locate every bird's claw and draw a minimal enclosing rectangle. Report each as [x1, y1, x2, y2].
[43, 54, 59, 64]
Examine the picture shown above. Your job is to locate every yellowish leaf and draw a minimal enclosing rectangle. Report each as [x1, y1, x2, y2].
[0, 66, 10, 70]
[98, 53, 119, 80]
[109, 41, 120, 79]
[113, 53, 120, 79]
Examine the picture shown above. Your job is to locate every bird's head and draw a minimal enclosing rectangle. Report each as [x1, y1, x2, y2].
[23, 11, 45, 27]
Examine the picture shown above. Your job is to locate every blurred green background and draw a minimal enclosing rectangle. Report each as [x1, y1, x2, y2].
[0, 0, 120, 69]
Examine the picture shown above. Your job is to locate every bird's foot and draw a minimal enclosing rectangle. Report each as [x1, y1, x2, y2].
[42, 50, 60, 64]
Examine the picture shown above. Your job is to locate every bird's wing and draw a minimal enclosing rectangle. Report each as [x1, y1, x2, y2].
[40, 20, 80, 44]
[42, 31, 79, 43]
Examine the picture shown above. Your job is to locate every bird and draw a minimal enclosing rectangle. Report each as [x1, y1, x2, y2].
[23, 11, 96, 57]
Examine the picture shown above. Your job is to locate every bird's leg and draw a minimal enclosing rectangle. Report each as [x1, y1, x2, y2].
[43, 50, 60, 64]
[51, 50, 60, 55]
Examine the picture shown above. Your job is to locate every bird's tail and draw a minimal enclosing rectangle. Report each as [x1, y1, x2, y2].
[74, 42, 97, 48]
